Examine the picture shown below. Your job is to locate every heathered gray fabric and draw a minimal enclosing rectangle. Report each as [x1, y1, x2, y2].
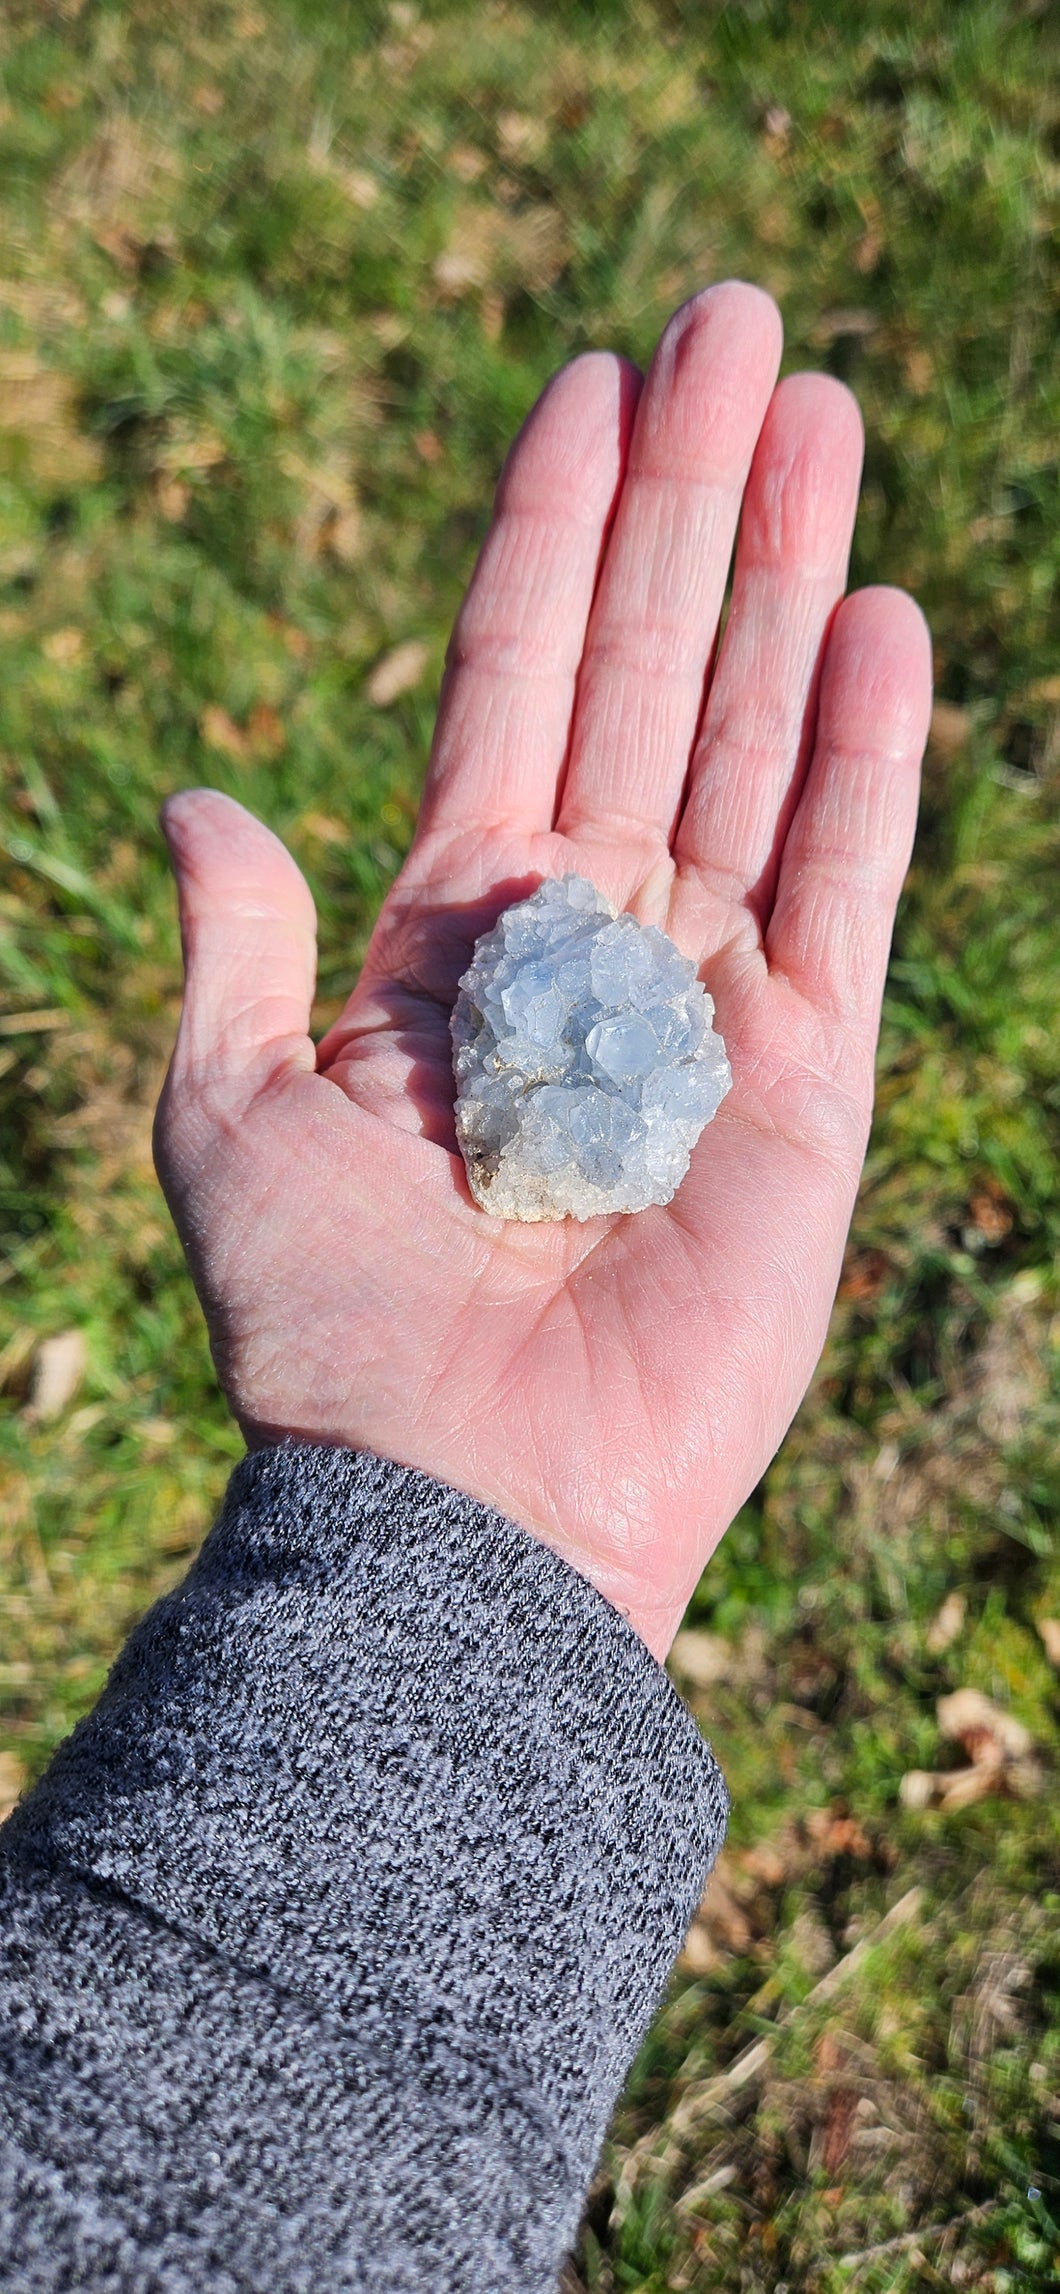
[0, 1442, 727, 2292]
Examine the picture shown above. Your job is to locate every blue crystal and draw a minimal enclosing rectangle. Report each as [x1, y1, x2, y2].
[451, 874, 731, 1221]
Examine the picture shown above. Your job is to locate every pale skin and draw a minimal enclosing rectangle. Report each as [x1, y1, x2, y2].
[154, 281, 932, 1661]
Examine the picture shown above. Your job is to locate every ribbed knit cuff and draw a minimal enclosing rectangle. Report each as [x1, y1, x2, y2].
[2, 1443, 727, 2290]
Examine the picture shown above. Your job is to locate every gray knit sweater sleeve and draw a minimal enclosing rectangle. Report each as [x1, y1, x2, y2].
[0, 1442, 727, 2293]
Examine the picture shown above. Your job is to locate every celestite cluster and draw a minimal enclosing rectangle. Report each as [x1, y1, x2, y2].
[451, 874, 731, 1222]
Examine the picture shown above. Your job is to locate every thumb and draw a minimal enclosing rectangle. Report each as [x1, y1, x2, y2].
[160, 788, 318, 1102]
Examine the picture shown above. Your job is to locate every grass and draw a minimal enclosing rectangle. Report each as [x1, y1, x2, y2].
[0, 1, 1058, 2285]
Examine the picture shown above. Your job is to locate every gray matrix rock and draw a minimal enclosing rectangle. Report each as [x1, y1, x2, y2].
[451, 874, 731, 1222]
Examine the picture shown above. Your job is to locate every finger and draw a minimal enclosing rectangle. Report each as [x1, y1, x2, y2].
[555, 282, 783, 852]
[415, 352, 641, 844]
[160, 788, 317, 1099]
[675, 373, 864, 915]
[766, 588, 932, 1022]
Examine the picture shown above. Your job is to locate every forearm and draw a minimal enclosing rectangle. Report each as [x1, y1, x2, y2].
[0, 1443, 726, 2293]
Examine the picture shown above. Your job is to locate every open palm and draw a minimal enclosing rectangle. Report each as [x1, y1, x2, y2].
[155, 283, 931, 1658]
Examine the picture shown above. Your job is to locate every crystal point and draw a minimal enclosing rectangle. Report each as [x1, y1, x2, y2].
[451, 874, 731, 1221]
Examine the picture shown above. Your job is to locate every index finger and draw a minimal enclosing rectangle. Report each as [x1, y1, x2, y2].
[414, 352, 640, 844]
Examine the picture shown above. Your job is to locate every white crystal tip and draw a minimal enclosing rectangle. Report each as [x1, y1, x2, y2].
[450, 873, 731, 1222]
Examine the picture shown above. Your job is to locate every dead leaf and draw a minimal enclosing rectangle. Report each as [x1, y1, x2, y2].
[0, 1751, 26, 1826]
[1037, 1619, 1060, 1666]
[792, 1906, 836, 1978]
[155, 474, 189, 521]
[480, 290, 505, 343]
[301, 812, 347, 847]
[761, 103, 792, 154]
[65, 1404, 106, 1440]
[928, 700, 972, 754]
[815, 2029, 846, 2076]
[901, 1763, 1002, 1811]
[246, 703, 285, 761]
[806, 1808, 872, 1860]
[0, 352, 102, 483]
[265, 614, 310, 660]
[926, 1590, 966, 1654]
[434, 241, 487, 296]
[199, 703, 284, 762]
[25, 1328, 86, 1421]
[679, 1920, 722, 1976]
[901, 1688, 1041, 1809]
[680, 1853, 756, 1973]
[156, 427, 226, 476]
[966, 1177, 1014, 1244]
[367, 639, 428, 706]
[497, 111, 548, 162]
[326, 504, 364, 564]
[42, 626, 83, 664]
[44, 81, 82, 113]
[280, 448, 362, 562]
[341, 168, 379, 209]
[838, 1245, 892, 1302]
[56, 119, 178, 277]
[904, 346, 934, 394]
[853, 201, 884, 274]
[433, 201, 567, 299]
[448, 144, 488, 183]
[668, 1629, 737, 1690]
[821, 2085, 858, 2174]
[740, 1840, 790, 1889]
[938, 1687, 1032, 1765]
[899, 1767, 938, 1811]
[200, 705, 248, 759]
[0, 1010, 69, 1036]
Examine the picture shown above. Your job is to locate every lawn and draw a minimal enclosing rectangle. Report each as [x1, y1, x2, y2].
[1, 2, 1059, 2286]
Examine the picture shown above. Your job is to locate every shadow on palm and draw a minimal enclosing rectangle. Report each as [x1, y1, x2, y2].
[318, 860, 548, 1161]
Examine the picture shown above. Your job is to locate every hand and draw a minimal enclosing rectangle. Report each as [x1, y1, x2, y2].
[155, 282, 931, 1660]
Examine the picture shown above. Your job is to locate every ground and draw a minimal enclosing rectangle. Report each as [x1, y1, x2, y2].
[1, 3, 1059, 2287]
